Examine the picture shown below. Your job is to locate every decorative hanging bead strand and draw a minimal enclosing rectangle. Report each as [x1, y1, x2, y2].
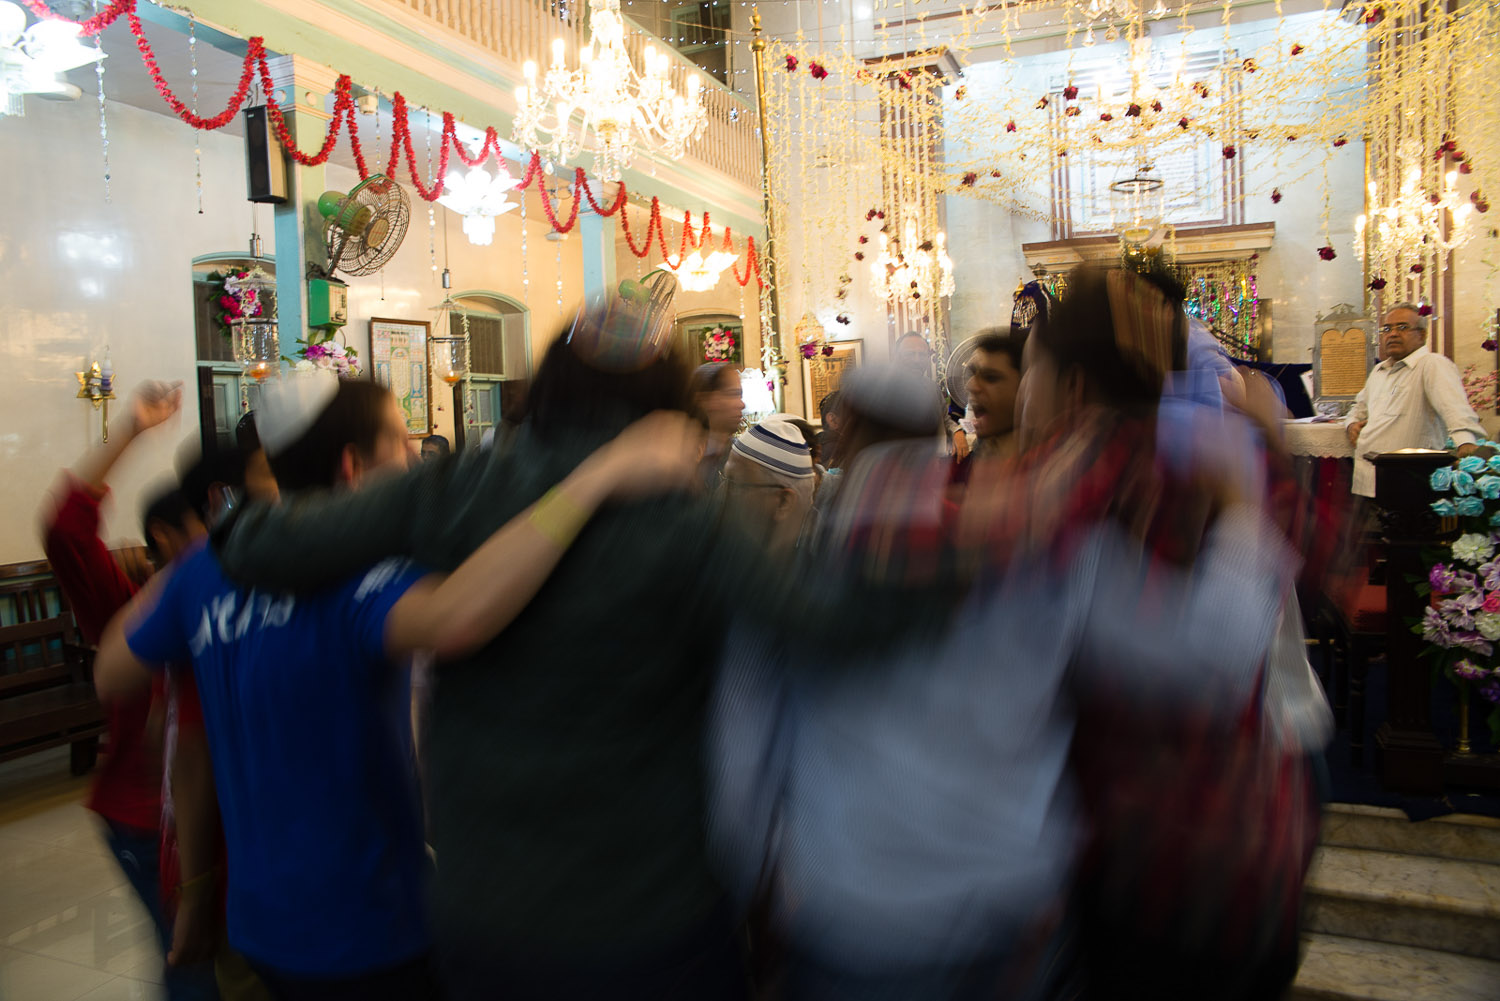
[94, 0, 110, 202]
[189, 12, 201, 213]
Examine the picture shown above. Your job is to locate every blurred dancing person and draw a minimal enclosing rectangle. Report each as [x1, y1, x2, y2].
[97, 370, 700, 1001]
[692, 361, 747, 490]
[710, 274, 1298, 1001]
[212, 303, 832, 1000]
[40, 381, 222, 1001]
[720, 416, 818, 554]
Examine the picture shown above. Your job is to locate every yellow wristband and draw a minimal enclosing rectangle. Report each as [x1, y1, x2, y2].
[528, 486, 590, 548]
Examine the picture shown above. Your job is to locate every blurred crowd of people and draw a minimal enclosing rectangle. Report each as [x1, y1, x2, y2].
[42, 262, 1338, 1001]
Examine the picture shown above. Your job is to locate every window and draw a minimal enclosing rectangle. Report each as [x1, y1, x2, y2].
[1047, 48, 1244, 239]
[445, 293, 530, 440]
[668, 2, 730, 84]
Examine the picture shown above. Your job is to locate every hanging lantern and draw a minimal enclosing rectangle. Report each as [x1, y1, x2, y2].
[227, 265, 279, 382]
[431, 335, 469, 385]
[1109, 166, 1166, 249]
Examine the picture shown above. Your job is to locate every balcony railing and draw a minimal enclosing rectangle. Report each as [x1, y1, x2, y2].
[378, 0, 762, 191]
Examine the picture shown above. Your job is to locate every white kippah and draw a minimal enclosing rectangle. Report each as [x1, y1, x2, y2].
[841, 363, 941, 435]
[256, 369, 340, 457]
[732, 416, 814, 479]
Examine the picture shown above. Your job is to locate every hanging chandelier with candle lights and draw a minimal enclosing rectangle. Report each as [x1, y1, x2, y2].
[512, 0, 709, 182]
[1355, 155, 1476, 277]
[868, 211, 955, 306]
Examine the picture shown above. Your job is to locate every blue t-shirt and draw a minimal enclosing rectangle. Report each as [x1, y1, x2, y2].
[127, 544, 429, 977]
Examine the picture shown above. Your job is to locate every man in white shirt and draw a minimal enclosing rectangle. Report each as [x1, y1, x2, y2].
[1344, 302, 1484, 497]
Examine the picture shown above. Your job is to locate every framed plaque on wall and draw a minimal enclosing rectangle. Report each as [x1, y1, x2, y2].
[801, 340, 864, 418]
[370, 317, 432, 436]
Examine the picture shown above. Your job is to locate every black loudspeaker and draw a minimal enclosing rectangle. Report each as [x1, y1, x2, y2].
[243, 106, 288, 204]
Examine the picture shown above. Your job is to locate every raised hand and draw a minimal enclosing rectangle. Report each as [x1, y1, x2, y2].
[131, 381, 184, 435]
[599, 411, 705, 500]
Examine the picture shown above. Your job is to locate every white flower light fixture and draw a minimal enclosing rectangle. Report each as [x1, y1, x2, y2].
[0, 1, 103, 117]
[671, 248, 737, 293]
[436, 164, 522, 246]
[512, 0, 708, 181]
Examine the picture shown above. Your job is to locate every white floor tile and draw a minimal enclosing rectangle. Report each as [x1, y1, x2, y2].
[0, 802, 112, 858]
[0, 841, 129, 942]
[72, 975, 165, 1001]
[12, 884, 160, 978]
[0, 944, 115, 1001]
[0, 752, 167, 999]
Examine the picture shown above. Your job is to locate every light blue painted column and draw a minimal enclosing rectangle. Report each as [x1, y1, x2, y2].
[266, 56, 336, 355]
[580, 202, 616, 301]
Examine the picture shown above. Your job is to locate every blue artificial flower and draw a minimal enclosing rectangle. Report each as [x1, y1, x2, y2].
[1432, 499, 1459, 516]
[1457, 496, 1486, 517]
[1454, 471, 1477, 496]
[1460, 455, 1487, 474]
[1488, 455, 1500, 473]
[1431, 467, 1455, 491]
[1479, 475, 1500, 500]
[1490, 509, 1500, 527]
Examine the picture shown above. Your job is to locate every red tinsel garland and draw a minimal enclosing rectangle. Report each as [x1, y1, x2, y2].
[128, 11, 259, 131]
[26, 0, 765, 287]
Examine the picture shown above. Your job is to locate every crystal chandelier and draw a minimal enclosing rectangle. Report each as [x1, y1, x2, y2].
[512, 0, 709, 182]
[1355, 161, 1476, 273]
[1080, 0, 1168, 44]
[869, 211, 955, 305]
[437, 164, 521, 246]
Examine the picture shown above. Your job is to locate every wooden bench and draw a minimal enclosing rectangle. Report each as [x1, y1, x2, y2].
[0, 562, 106, 775]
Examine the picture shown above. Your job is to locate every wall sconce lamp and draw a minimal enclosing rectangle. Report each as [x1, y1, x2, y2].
[75, 351, 115, 442]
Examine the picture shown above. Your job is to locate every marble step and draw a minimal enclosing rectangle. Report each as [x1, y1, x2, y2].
[1324, 804, 1500, 865]
[1303, 845, 1500, 960]
[1290, 932, 1500, 1001]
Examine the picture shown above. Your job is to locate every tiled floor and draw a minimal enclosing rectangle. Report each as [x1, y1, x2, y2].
[0, 747, 165, 1001]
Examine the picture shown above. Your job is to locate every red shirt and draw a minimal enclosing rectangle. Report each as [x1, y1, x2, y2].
[41, 477, 163, 832]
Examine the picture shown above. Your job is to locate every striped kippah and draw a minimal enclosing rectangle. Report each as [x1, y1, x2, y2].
[732, 417, 815, 479]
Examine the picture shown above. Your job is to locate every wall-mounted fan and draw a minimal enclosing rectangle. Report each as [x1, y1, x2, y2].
[567, 269, 679, 372]
[943, 334, 985, 408]
[316, 175, 410, 277]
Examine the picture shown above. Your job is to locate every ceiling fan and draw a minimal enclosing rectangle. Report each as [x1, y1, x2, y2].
[0, 1, 105, 117]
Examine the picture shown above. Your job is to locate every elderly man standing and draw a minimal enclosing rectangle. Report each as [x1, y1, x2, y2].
[1344, 302, 1484, 498]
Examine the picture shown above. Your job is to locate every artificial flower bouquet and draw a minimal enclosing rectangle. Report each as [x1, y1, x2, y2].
[1422, 449, 1500, 744]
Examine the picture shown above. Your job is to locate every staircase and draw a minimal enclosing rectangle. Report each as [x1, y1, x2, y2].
[1290, 804, 1500, 1001]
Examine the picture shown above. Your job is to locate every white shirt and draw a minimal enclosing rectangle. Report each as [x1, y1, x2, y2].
[1344, 344, 1483, 497]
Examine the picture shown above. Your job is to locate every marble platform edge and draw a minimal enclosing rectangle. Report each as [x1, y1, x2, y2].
[1307, 844, 1500, 911]
[1323, 807, 1500, 864]
[1304, 894, 1500, 962]
[1290, 932, 1500, 1001]
[1305, 846, 1500, 921]
[1328, 803, 1500, 831]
